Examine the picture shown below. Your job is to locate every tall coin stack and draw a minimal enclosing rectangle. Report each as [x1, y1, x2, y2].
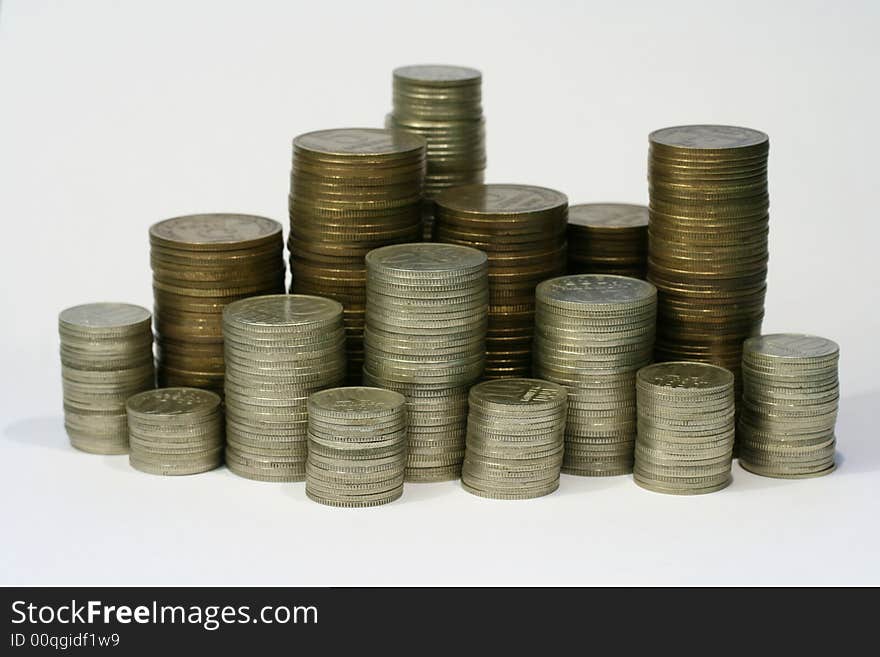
[738, 334, 838, 479]
[534, 275, 657, 476]
[363, 243, 488, 482]
[150, 214, 285, 395]
[462, 378, 567, 500]
[306, 387, 408, 507]
[222, 295, 346, 482]
[126, 388, 224, 476]
[435, 184, 568, 378]
[647, 125, 769, 393]
[567, 203, 649, 278]
[288, 128, 426, 383]
[386, 64, 486, 240]
[634, 362, 736, 495]
[59, 303, 155, 455]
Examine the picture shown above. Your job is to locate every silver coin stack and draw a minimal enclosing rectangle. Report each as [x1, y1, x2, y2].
[363, 242, 488, 482]
[738, 334, 839, 479]
[534, 275, 657, 476]
[634, 362, 736, 495]
[306, 387, 408, 507]
[387, 64, 486, 240]
[462, 378, 567, 500]
[222, 294, 346, 482]
[59, 303, 155, 455]
[126, 387, 223, 476]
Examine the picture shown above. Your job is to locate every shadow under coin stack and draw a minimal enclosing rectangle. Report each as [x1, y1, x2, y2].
[534, 275, 657, 476]
[288, 128, 426, 384]
[634, 362, 736, 495]
[567, 203, 649, 278]
[738, 334, 839, 479]
[306, 387, 408, 507]
[435, 184, 568, 379]
[126, 387, 223, 476]
[386, 64, 486, 240]
[462, 378, 567, 499]
[150, 214, 285, 395]
[647, 125, 769, 395]
[363, 243, 488, 482]
[59, 303, 155, 454]
[222, 295, 346, 482]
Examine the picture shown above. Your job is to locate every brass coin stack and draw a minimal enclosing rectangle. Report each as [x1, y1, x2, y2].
[462, 378, 567, 500]
[222, 295, 346, 482]
[435, 184, 568, 378]
[150, 214, 285, 395]
[647, 125, 769, 391]
[126, 387, 223, 476]
[567, 203, 648, 278]
[534, 275, 657, 476]
[363, 243, 488, 482]
[288, 128, 426, 384]
[634, 362, 736, 495]
[306, 387, 408, 507]
[386, 64, 486, 240]
[739, 334, 838, 479]
[59, 303, 155, 455]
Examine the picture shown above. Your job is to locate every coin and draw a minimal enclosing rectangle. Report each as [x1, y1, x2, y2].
[567, 203, 648, 279]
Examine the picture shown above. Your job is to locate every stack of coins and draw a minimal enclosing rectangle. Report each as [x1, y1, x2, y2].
[386, 64, 486, 240]
[462, 378, 567, 499]
[567, 203, 648, 278]
[634, 362, 736, 495]
[647, 125, 769, 391]
[534, 275, 656, 476]
[288, 128, 426, 384]
[222, 294, 346, 482]
[150, 214, 285, 395]
[306, 387, 408, 507]
[126, 387, 223, 476]
[59, 303, 155, 454]
[363, 243, 488, 482]
[738, 334, 838, 478]
[435, 184, 568, 378]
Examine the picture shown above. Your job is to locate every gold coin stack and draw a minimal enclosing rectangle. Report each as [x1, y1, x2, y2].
[435, 184, 568, 378]
[386, 64, 486, 240]
[363, 243, 488, 482]
[59, 303, 155, 454]
[288, 128, 426, 383]
[567, 203, 648, 278]
[647, 125, 769, 391]
[150, 214, 285, 395]
[222, 294, 346, 482]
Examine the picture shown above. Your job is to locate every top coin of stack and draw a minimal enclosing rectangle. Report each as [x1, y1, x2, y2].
[435, 184, 568, 379]
[288, 128, 426, 383]
[567, 203, 649, 278]
[387, 64, 486, 240]
[150, 214, 286, 395]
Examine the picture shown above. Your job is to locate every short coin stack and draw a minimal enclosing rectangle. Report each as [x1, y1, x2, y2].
[435, 184, 568, 378]
[534, 275, 657, 476]
[386, 64, 486, 240]
[306, 387, 408, 507]
[363, 243, 488, 482]
[59, 303, 155, 454]
[634, 362, 736, 494]
[462, 378, 567, 499]
[150, 214, 285, 395]
[738, 334, 838, 478]
[567, 203, 649, 278]
[222, 294, 346, 482]
[647, 125, 769, 391]
[126, 387, 223, 476]
[288, 128, 426, 383]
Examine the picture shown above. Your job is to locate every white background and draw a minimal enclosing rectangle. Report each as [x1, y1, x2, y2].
[1, 0, 878, 585]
